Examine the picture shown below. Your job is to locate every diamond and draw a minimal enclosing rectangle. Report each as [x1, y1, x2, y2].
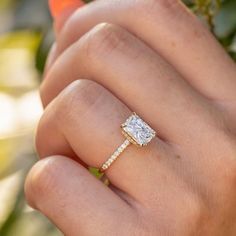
[122, 113, 156, 146]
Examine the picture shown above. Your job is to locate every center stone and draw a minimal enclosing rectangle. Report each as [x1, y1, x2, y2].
[122, 114, 156, 146]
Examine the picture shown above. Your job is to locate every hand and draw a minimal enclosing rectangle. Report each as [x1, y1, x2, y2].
[25, 1, 236, 235]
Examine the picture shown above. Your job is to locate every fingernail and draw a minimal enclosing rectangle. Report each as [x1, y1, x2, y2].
[49, 0, 85, 19]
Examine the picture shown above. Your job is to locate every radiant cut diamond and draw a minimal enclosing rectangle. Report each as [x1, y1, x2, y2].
[122, 113, 156, 146]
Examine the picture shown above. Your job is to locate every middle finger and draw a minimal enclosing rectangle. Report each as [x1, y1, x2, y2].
[42, 23, 220, 145]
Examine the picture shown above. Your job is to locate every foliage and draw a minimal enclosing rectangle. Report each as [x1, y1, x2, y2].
[190, 0, 236, 59]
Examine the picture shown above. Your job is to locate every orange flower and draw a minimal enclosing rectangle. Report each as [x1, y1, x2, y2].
[49, 0, 84, 18]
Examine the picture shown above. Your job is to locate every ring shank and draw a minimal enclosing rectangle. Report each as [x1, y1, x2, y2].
[99, 139, 130, 173]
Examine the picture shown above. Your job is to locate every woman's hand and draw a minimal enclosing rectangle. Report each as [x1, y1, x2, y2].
[25, 1, 236, 235]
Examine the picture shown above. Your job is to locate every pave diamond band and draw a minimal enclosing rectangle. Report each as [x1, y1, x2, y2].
[99, 113, 156, 173]
[99, 139, 130, 172]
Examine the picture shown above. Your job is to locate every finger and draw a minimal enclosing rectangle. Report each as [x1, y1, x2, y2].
[37, 79, 186, 205]
[41, 23, 222, 144]
[25, 156, 137, 236]
[51, 0, 236, 101]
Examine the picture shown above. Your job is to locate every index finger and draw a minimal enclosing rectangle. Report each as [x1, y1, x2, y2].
[48, 0, 236, 101]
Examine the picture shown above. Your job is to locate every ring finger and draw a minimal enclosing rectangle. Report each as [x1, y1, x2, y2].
[37, 79, 192, 209]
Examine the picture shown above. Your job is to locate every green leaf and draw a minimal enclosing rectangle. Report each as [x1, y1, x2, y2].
[214, 0, 236, 37]
[35, 29, 54, 75]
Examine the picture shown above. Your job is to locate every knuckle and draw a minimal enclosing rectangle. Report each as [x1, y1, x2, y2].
[36, 80, 104, 157]
[132, 0, 179, 18]
[35, 109, 56, 158]
[82, 23, 130, 60]
[37, 80, 105, 154]
[35, 106, 57, 158]
[55, 80, 104, 124]
[25, 157, 62, 209]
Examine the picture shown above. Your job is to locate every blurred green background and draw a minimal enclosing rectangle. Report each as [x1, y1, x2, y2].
[0, 0, 235, 236]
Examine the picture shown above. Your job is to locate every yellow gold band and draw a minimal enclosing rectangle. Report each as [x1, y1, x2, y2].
[99, 139, 130, 173]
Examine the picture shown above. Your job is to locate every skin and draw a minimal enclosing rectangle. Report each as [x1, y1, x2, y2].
[25, 0, 236, 235]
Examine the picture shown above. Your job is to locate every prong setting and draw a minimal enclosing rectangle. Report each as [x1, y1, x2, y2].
[99, 113, 156, 173]
[121, 114, 156, 146]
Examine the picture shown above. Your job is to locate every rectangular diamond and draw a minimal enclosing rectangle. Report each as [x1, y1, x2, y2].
[122, 113, 156, 146]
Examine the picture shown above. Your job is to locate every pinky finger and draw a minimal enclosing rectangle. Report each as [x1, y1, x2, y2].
[25, 156, 137, 236]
